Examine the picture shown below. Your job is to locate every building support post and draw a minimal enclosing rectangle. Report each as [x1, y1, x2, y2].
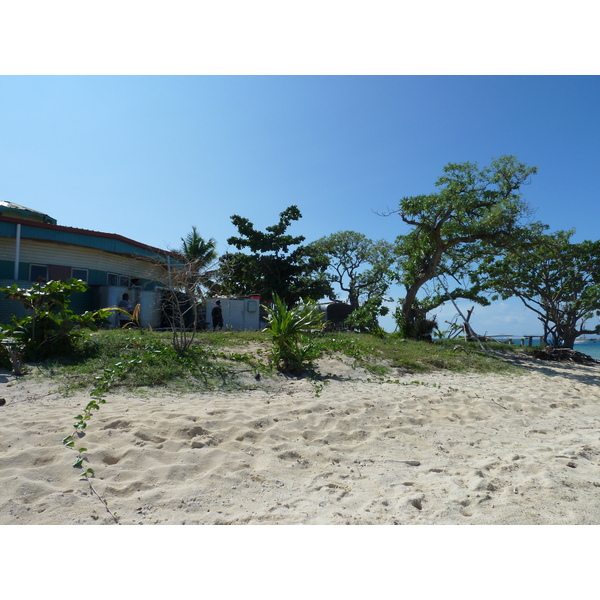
[14, 223, 21, 280]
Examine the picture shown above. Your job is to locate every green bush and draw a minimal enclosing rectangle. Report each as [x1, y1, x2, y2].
[345, 298, 388, 336]
[0, 279, 110, 362]
[264, 295, 324, 374]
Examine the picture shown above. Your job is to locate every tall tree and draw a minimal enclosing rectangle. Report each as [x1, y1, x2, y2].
[181, 226, 217, 269]
[179, 226, 219, 297]
[219, 205, 332, 306]
[309, 230, 394, 310]
[387, 155, 538, 339]
[478, 228, 600, 348]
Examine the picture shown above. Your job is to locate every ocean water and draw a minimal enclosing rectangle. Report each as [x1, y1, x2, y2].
[492, 336, 600, 360]
[573, 339, 600, 360]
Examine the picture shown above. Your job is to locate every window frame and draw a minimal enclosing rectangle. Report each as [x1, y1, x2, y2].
[108, 273, 130, 287]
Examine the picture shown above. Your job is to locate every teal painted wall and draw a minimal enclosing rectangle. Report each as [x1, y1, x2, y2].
[0, 260, 14, 279]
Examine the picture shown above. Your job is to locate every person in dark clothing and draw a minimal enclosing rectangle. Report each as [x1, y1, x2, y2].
[118, 293, 134, 328]
[212, 299, 224, 331]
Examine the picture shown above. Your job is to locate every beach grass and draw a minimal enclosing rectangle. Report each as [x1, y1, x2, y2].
[28, 328, 530, 395]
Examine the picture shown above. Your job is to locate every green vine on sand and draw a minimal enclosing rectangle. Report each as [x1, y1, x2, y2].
[61, 359, 141, 524]
[62, 395, 120, 524]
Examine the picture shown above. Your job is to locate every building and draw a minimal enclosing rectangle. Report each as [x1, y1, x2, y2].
[0, 202, 178, 328]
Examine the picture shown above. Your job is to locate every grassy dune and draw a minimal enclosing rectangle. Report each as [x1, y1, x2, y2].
[29, 329, 531, 396]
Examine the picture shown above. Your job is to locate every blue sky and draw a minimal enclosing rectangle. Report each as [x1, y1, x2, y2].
[1, 75, 599, 334]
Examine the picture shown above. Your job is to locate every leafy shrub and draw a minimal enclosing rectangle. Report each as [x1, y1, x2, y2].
[0, 279, 110, 362]
[393, 304, 437, 341]
[344, 297, 388, 336]
[264, 295, 324, 374]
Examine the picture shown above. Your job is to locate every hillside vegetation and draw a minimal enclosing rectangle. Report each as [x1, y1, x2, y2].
[27, 329, 529, 396]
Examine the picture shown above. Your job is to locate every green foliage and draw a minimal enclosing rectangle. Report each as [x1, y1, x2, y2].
[309, 230, 394, 310]
[63, 392, 120, 524]
[264, 294, 325, 373]
[219, 205, 332, 306]
[178, 225, 219, 300]
[308, 332, 523, 376]
[162, 227, 218, 354]
[50, 329, 270, 395]
[35, 328, 525, 397]
[389, 155, 537, 339]
[393, 302, 438, 341]
[228, 205, 305, 254]
[180, 225, 217, 267]
[478, 227, 600, 348]
[344, 297, 389, 336]
[0, 279, 110, 362]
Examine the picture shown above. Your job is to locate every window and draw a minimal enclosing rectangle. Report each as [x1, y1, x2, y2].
[108, 273, 130, 287]
[30, 264, 48, 282]
[72, 268, 88, 282]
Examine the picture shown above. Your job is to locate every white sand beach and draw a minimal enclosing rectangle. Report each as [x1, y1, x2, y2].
[2, 355, 600, 525]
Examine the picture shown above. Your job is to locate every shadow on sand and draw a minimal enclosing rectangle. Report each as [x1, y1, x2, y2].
[500, 352, 600, 387]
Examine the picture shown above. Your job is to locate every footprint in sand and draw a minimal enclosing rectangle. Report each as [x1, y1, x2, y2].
[102, 419, 132, 431]
[277, 450, 310, 467]
[100, 453, 122, 466]
[177, 425, 211, 439]
[235, 430, 260, 442]
[277, 450, 303, 460]
[134, 430, 167, 444]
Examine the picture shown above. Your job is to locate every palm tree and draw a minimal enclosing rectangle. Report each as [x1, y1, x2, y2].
[181, 226, 217, 268]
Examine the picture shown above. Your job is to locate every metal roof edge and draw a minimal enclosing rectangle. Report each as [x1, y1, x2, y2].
[0, 215, 182, 260]
[0, 201, 57, 224]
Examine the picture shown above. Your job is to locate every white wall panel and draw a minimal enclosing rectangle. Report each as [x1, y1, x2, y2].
[0, 238, 165, 280]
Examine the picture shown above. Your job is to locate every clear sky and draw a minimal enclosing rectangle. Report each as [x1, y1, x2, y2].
[1, 75, 599, 334]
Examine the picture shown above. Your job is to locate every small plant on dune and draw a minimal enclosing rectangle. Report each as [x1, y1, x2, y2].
[308, 376, 330, 397]
[264, 295, 324, 374]
[62, 392, 120, 524]
[61, 348, 148, 524]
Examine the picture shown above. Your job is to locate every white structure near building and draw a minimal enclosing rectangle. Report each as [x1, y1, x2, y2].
[205, 297, 262, 331]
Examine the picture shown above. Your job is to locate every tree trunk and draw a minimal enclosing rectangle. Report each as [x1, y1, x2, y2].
[462, 307, 477, 341]
[561, 331, 578, 349]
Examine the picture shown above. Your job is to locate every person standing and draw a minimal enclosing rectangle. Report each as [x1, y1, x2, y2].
[211, 299, 224, 331]
[118, 293, 134, 328]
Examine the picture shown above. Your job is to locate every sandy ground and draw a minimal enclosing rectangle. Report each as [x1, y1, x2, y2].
[2, 355, 600, 525]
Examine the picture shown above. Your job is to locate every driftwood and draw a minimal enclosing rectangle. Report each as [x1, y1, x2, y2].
[533, 347, 600, 364]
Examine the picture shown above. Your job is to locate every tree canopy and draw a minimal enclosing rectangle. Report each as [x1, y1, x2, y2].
[478, 227, 600, 348]
[219, 205, 332, 306]
[388, 155, 538, 339]
[180, 226, 217, 269]
[309, 230, 394, 310]
[178, 226, 219, 299]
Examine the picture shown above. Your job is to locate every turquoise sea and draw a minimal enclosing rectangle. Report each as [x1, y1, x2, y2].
[573, 339, 600, 360]
[492, 336, 600, 360]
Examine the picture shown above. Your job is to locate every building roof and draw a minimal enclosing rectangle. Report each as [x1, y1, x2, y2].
[0, 201, 57, 225]
[0, 214, 181, 260]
